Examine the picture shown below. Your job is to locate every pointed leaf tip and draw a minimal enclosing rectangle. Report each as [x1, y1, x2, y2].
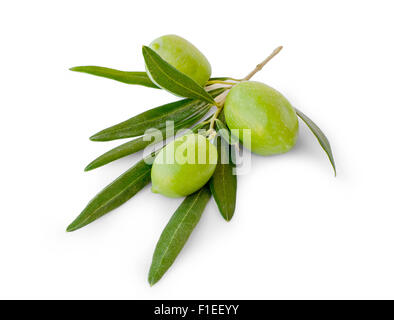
[87, 88, 223, 143]
[148, 186, 211, 285]
[66, 224, 76, 232]
[69, 66, 159, 88]
[148, 276, 157, 286]
[89, 134, 102, 141]
[295, 108, 336, 176]
[66, 159, 152, 231]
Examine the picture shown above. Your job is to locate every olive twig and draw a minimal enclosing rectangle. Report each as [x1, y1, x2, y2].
[242, 46, 283, 81]
[208, 89, 230, 132]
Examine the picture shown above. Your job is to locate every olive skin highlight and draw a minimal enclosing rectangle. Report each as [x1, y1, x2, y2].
[151, 134, 218, 198]
[224, 81, 299, 155]
[148, 34, 212, 86]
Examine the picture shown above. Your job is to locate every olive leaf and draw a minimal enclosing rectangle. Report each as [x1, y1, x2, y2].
[209, 136, 237, 221]
[191, 121, 209, 134]
[90, 99, 203, 141]
[67, 158, 152, 232]
[209, 76, 240, 81]
[148, 185, 211, 286]
[90, 88, 225, 142]
[69, 66, 159, 89]
[214, 118, 237, 145]
[142, 46, 216, 104]
[209, 77, 231, 81]
[217, 109, 227, 123]
[84, 137, 151, 171]
[295, 108, 336, 175]
[90, 102, 210, 142]
[85, 108, 212, 171]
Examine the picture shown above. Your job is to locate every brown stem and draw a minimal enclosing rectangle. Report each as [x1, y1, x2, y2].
[242, 46, 283, 81]
[208, 89, 229, 132]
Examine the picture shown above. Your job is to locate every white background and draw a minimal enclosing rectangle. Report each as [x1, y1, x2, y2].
[1, 0, 393, 299]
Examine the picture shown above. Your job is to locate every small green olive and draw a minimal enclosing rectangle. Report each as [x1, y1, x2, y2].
[151, 134, 218, 198]
[224, 81, 299, 155]
[148, 34, 212, 86]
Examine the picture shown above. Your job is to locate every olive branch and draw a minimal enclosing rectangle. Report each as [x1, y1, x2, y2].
[68, 37, 335, 286]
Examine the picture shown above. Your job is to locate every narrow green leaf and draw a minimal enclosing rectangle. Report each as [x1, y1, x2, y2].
[191, 122, 209, 134]
[85, 108, 212, 171]
[84, 137, 151, 171]
[172, 105, 211, 132]
[209, 76, 241, 81]
[90, 99, 201, 141]
[142, 46, 216, 104]
[148, 186, 211, 285]
[215, 118, 236, 145]
[210, 137, 237, 221]
[295, 108, 336, 175]
[90, 88, 224, 142]
[67, 159, 152, 232]
[209, 77, 230, 81]
[217, 111, 238, 163]
[69, 66, 159, 89]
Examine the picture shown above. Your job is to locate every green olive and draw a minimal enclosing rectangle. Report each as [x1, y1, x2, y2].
[151, 134, 217, 198]
[148, 34, 211, 86]
[224, 81, 299, 155]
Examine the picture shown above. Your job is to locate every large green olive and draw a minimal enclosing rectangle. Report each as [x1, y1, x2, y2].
[148, 34, 211, 86]
[151, 134, 218, 198]
[224, 81, 299, 155]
